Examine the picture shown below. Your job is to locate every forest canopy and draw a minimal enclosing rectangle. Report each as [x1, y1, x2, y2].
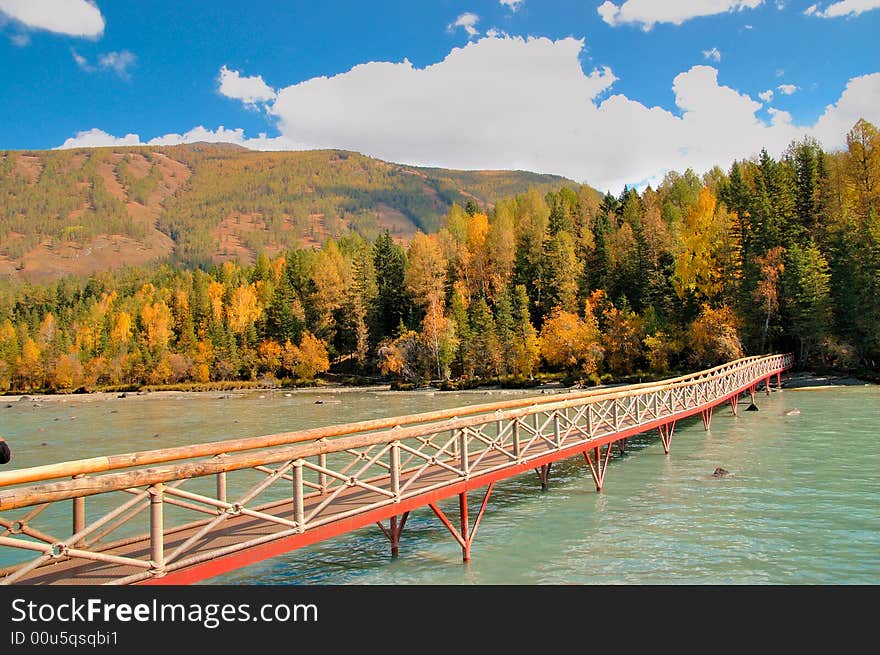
[0, 119, 878, 392]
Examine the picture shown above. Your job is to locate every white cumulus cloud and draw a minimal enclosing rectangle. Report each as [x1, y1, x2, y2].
[57, 126, 296, 151]
[500, 0, 524, 10]
[805, 0, 880, 17]
[58, 128, 142, 149]
[57, 37, 880, 194]
[449, 12, 479, 37]
[598, 0, 764, 29]
[703, 47, 721, 62]
[759, 89, 774, 102]
[218, 65, 277, 106]
[0, 0, 104, 37]
[777, 83, 798, 95]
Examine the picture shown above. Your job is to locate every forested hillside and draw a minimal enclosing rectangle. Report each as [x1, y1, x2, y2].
[0, 119, 878, 392]
[0, 144, 575, 279]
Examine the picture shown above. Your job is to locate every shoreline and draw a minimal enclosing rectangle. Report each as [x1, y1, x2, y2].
[2, 370, 874, 406]
[783, 372, 875, 389]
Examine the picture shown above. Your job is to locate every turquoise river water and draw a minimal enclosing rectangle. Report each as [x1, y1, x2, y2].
[1, 381, 877, 584]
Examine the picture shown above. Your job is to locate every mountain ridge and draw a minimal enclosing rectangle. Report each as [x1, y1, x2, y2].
[0, 143, 582, 281]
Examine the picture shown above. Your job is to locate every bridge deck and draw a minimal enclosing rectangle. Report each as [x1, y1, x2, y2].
[16, 441, 561, 584]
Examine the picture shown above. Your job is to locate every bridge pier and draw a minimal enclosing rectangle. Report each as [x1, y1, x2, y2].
[583, 443, 613, 492]
[657, 421, 676, 454]
[730, 395, 739, 416]
[534, 463, 553, 490]
[429, 484, 494, 563]
[376, 512, 410, 557]
[701, 407, 714, 430]
[777, 372, 783, 390]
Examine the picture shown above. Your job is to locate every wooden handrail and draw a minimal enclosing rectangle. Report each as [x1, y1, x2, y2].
[0, 354, 786, 489]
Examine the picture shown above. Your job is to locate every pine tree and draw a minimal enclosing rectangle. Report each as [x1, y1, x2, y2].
[372, 231, 410, 341]
[783, 241, 832, 361]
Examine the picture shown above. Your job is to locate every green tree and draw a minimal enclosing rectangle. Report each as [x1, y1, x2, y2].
[372, 231, 410, 340]
[783, 241, 832, 361]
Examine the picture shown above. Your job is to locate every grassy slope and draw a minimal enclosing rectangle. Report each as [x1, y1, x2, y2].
[0, 143, 581, 278]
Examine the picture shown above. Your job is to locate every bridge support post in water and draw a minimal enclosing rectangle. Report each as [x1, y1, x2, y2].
[617, 438, 628, 455]
[583, 443, 613, 492]
[376, 512, 410, 557]
[777, 372, 783, 389]
[534, 463, 553, 490]
[765, 376, 772, 395]
[730, 395, 739, 416]
[657, 421, 676, 454]
[701, 407, 714, 431]
[428, 483, 494, 562]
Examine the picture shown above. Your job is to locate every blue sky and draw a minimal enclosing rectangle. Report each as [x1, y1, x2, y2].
[1, 0, 878, 191]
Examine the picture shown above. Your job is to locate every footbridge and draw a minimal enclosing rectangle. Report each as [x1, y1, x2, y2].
[0, 353, 792, 585]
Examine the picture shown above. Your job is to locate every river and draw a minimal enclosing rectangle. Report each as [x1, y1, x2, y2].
[1, 379, 878, 584]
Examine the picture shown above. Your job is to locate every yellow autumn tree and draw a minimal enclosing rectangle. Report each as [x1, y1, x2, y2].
[227, 283, 261, 335]
[686, 304, 744, 367]
[17, 337, 43, 389]
[539, 306, 604, 375]
[49, 352, 84, 390]
[110, 311, 133, 348]
[290, 332, 330, 380]
[486, 200, 516, 300]
[406, 232, 447, 309]
[191, 339, 213, 382]
[141, 301, 173, 353]
[207, 280, 226, 323]
[673, 187, 724, 300]
[376, 329, 424, 383]
[421, 301, 458, 380]
[309, 241, 345, 338]
[257, 339, 283, 375]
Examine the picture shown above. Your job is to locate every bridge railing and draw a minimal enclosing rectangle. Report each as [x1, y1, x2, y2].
[0, 353, 792, 585]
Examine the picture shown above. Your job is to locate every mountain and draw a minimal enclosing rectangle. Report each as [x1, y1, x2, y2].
[0, 143, 579, 281]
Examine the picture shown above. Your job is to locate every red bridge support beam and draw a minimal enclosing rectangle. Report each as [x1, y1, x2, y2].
[777, 372, 783, 389]
[701, 407, 714, 431]
[765, 376, 772, 395]
[730, 395, 739, 417]
[376, 512, 410, 557]
[534, 463, 553, 490]
[583, 443, 613, 492]
[657, 421, 676, 455]
[429, 483, 495, 563]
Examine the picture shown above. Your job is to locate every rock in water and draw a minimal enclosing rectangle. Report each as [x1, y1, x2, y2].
[785, 408, 801, 416]
[746, 403, 759, 411]
[712, 467, 731, 477]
